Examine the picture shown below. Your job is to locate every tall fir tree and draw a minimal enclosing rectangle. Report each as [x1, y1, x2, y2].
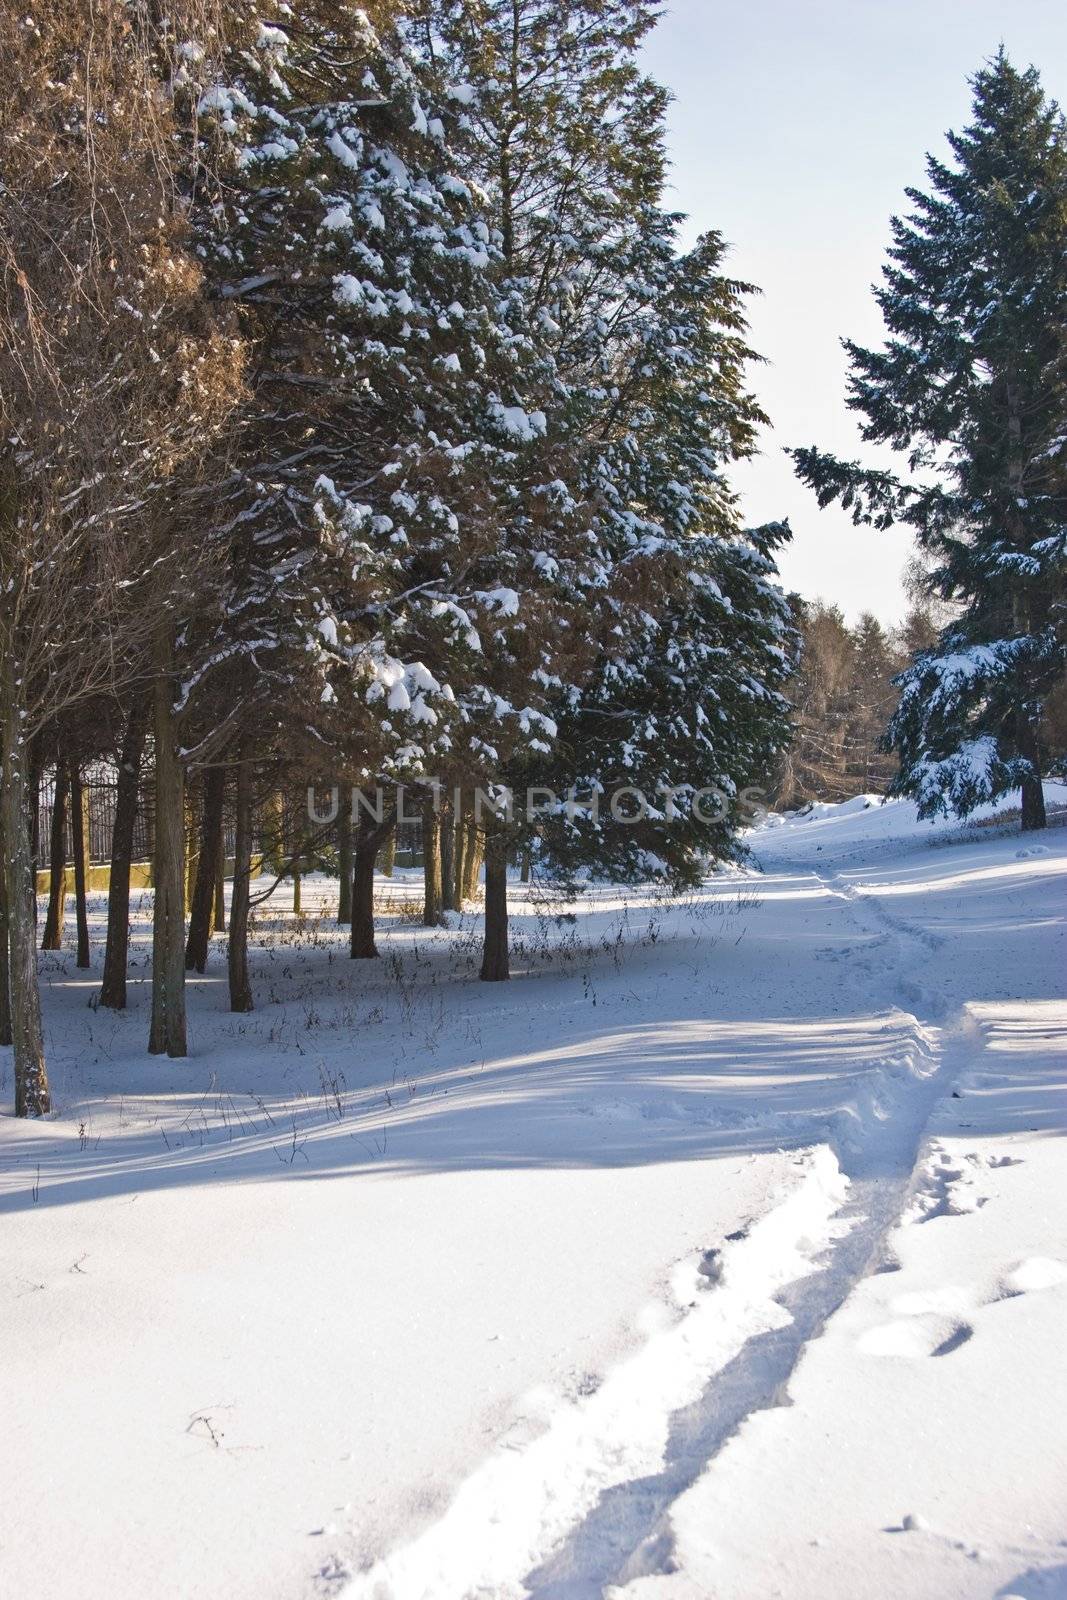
[188, 2, 593, 979]
[793, 53, 1067, 829]
[430, 0, 794, 888]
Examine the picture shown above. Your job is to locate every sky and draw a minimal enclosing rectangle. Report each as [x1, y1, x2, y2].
[643, 0, 1067, 624]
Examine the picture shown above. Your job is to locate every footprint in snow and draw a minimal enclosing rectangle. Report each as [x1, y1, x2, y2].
[697, 1247, 725, 1286]
[889, 1284, 976, 1318]
[858, 1311, 974, 1359]
[902, 1146, 1007, 1225]
[997, 1257, 1067, 1297]
[861, 1259, 1066, 1361]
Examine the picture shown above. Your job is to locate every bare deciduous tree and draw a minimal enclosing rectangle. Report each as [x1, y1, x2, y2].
[0, 2, 242, 1111]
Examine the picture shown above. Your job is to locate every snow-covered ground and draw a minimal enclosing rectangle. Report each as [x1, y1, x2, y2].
[2, 789, 1064, 1600]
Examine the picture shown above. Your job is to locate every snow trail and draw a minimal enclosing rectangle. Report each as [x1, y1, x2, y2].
[340, 840, 976, 1600]
[523, 877, 973, 1597]
[339, 1147, 853, 1600]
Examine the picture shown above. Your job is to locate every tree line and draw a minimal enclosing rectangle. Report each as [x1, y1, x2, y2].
[773, 600, 939, 808]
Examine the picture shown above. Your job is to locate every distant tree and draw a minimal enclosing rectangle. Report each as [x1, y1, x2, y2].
[793, 53, 1067, 829]
[774, 601, 855, 806]
[850, 613, 900, 791]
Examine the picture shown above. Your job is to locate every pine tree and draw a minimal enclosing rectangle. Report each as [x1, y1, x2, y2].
[792, 53, 1067, 829]
[433, 1, 794, 890]
[187, 3, 595, 980]
[849, 614, 900, 791]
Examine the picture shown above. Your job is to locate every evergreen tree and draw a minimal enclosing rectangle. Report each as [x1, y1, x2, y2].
[792, 53, 1067, 829]
[432, 0, 794, 898]
[849, 613, 900, 791]
[189, 2, 591, 980]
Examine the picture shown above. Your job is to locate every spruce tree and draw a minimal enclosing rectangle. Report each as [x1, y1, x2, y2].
[792, 53, 1067, 829]
[433, 0, 794, 888]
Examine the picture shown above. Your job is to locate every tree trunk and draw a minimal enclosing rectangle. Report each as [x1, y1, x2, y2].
[479, 826, 509, 982]
[213, 833, 226, 933]
[70, 766, 90, 969]
[379, 830, 396, 878]
[41, 756, 68, 950]
[1016, 710, 1046, 831]
[28, 743, 40, 928]
[519, 848, 531, 884]
[0, 805, 11, 1047]
[292, 857, 302, 917]
[183, 785, 198, 916]
[148, 632, 187, 1057]
[337, 808, 352, 924]
[463, 817, 483, 902]
[100, 705, 145, 1010]
[262, 791, 285, 873]
[453, 796, 467, 908]
[228, 753, 254, 1013]
[422, 797, 443, 926]
[350, 843, 378, 958]
[440, 798, 455, 912]
[1, 647, 49, 1113]
[185, 764, 225, 973]
[1020, 772, 1046, 831]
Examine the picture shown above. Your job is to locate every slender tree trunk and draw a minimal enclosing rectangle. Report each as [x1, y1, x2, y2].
[0, 805, 11, 1047]
[183, 784, 198, 916]
[262, 791, 285, 873]
[185, 765, 225, 972]
[453, 795, 467, 908]
[463, 817, 483, 902]
[337, 807, 352, 924]
[100, 705, 145, 1010]
[228, 753, 254, 1013]
[213, 830, 226, 933]
[422, 796, 443, 926]
[292, 857, 302, 917]
[148, 632, 187, 1057]
[28, 743, 40, 927]
[350, 842, 378, 958]
[1006, 492, 1046, 829]
[440, 797, 455, 912]
[1, 646, 49, 1113]
[41, 756, 68, 950]
[479, 825, 509, 982]
[70, 766, 90, 969]
[379, 830, 396, 878]
[520, 848, 531, 884]
[144, 771, 156, 885]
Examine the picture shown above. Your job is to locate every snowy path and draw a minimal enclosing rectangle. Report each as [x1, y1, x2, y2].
[345, 854, 962, 1598]
[1, 794, 1064, 1600]
[348, 805, 1065, 1600]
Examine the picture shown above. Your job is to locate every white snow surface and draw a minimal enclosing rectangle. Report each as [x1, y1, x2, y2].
[1, 786, 1065, 1600]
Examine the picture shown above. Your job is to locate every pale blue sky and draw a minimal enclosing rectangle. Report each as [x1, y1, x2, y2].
[643, 0, 1067, 623]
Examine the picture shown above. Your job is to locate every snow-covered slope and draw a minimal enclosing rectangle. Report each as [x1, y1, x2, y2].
[1, 790, 1064, 1600]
